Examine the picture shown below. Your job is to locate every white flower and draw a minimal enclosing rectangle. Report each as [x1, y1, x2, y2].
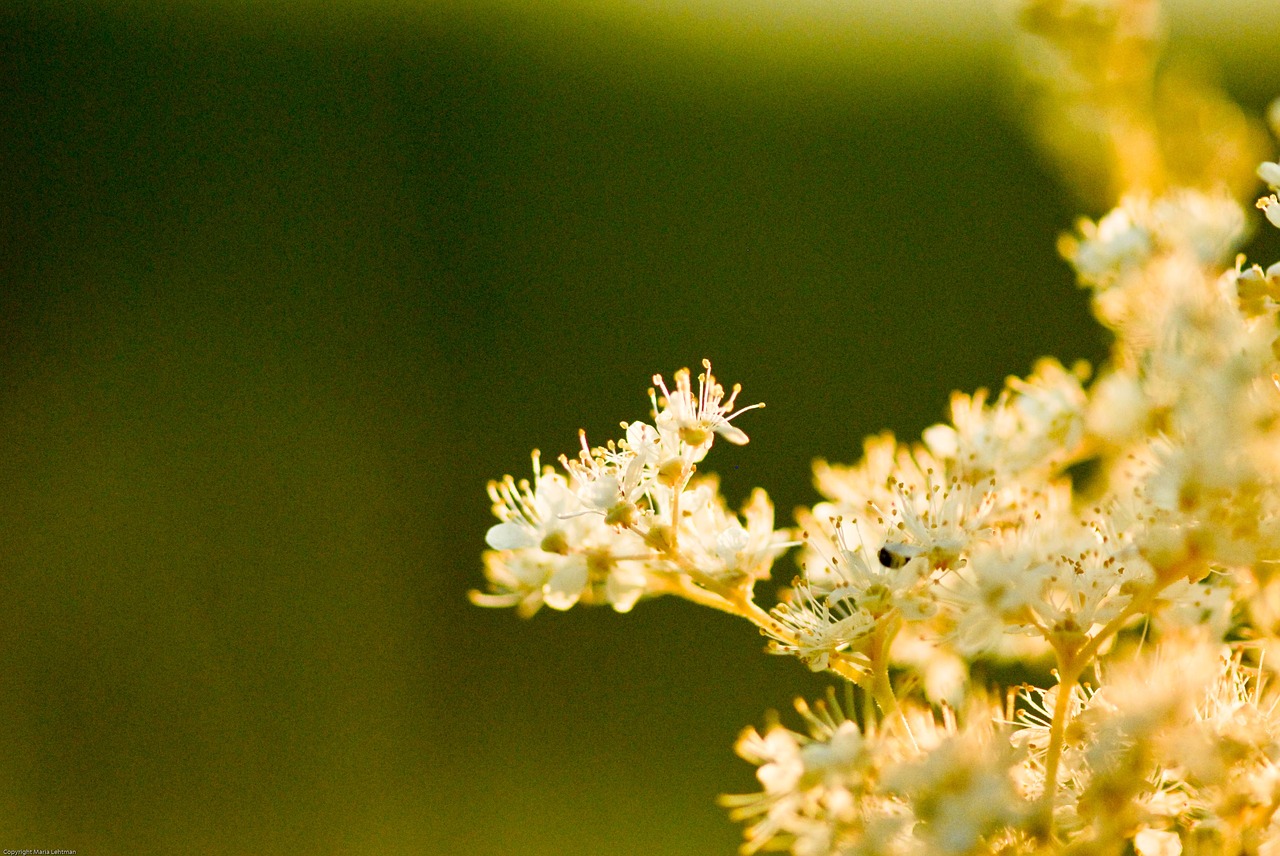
[724, 697, 909, 856]
[924, 358, 1086, 479]
[559, 430, 652, 525]
[539, 553, 590, 611]
[652, 359, 763, 459]
[1150, 191, 1247, 266]
[799, 721, 866, 781]
[1031, 529, 1153, 642]
[471, 550, 590, 616]
[1065, 193, 1247, 285]
[484, 452, 585, 553]
[1063, 202, 1153, 285]
[622, 420, 663, 467]
[813, 432, 920, 512]
[879, 479, 987, 573]
[603, 560, 649, 613]
[769, 583, 876, 672]
[675, 481, 793, 586]
[478, 450, 657, 614]
[471, 48, 1280, 856]
[806, 519, 940, 621]
[1157, 578, 1234, 638]
[1085, 369, 1150, 445]
[882, 721, 1030, 856]
[740, 727, 806, 795]
[938, 543, 1046, 653]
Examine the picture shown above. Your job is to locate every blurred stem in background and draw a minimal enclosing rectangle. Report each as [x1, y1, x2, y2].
[1019, 0, 1268, 208]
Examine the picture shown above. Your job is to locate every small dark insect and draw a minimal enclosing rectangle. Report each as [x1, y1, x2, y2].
[877, 543, 915, 570]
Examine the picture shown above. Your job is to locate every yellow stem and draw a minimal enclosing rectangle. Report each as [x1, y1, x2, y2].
[1036, 573, 1181, 838]
[654, 539, 870, 684]
[648, 572, 741, 617]
[866, 616, 912, 741]
[1038, 659, 1080, 836]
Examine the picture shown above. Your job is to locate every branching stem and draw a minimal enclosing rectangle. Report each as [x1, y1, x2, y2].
[1037, 573, 1181, 836]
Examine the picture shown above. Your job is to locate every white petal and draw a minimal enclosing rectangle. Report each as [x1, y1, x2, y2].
[543, 557, 588, 610]
[923, 654, 967, 706]
[1260, 161, 1280, 188]
[581, 475, 620, 511]
[626, 421, 660, 456]
[758, 759, 802, 794]
[606, 565, 648, 613]
[623, 454, 646, 494]
[1134, 829, 1182, 856]
[922, 423, 959, 458]
[507, 555, 551, 587]
[713, 421, 750, 445]
[716, 524, 750, 565]
[485, 522, 536, 550]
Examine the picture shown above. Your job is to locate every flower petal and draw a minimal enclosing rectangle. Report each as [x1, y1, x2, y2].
[543, 557, 589, 610]
[606, 564, 648, 613]
[485, 522, 536, 550]
[714, 422, 750, 445]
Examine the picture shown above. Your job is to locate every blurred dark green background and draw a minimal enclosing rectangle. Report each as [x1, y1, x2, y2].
[3, 1, 1278, 853]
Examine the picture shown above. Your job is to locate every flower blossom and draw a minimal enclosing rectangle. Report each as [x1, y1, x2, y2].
[651, 359, 763, 461]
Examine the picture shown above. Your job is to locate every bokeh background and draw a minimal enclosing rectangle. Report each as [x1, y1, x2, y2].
[4, 1, 1280, 853]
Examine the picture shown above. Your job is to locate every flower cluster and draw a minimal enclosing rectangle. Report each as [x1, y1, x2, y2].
[722, 693, 1032, 856]
[474, 361, 791, 619]
[473, 2, 1280, 853]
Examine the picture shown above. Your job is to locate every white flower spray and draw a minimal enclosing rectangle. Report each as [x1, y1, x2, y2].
[474, 1, 1280, 852]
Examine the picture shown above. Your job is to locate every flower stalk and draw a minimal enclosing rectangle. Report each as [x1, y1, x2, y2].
[471, 2, 1280, 852]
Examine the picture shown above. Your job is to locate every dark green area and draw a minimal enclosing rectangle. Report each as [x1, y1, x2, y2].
[1, 3, 1270, 854]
